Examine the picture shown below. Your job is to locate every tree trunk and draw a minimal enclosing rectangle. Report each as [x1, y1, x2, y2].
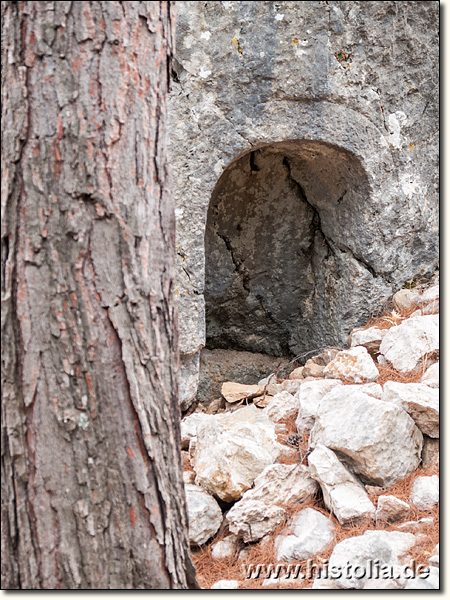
[1, 1, 197, 589]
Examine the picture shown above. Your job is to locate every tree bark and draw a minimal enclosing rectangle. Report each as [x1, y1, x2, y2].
[1, 1, 197, 589]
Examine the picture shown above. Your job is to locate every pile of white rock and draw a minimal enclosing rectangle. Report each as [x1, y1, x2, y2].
[181, 279, 439, 589]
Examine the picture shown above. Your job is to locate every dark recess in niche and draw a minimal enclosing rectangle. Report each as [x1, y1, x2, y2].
[204, 140, 372, 358]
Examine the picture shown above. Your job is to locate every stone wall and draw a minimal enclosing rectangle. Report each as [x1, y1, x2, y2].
[168, 1, 439, 408]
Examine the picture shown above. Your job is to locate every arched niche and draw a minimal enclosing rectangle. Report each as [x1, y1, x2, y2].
[204, 139, 375, 358]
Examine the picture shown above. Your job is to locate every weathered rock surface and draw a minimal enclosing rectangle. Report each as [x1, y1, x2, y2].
[170, 1, 438, 397]
[422, 299, 439, 314]
[396, 516, 434, 534]
[350, 326, 388, 357]
[263, 391, 299, 422]
[308, 444, 375, 524]
[221, 381, 264, 403]
[310, 390, 423, 486]
[392, 288, 421, 312]
[180, 353, 201, 411]
[192, 405, 279, 502]
[227, 500, 286, 543]
[309, 348, 341, 366]
[275, 508, 335, 562]
[302, 361, 325, 378]
[421, 361, 439, 388]
[333, 382, 383, 399]
[410, 475, 439, 510]
[295, 379, 342, 433]
[379, 315, 439, 372]
[323, 347, 379, 383]
[180, 412, 210, 450]
[422, 436, 439, 467]
[419, 284, 439, 305]
[185, 484, 223, 546]
[233, 463, 318, 507]
[289, 366, 304, 380]
[197, 348, 281, 405]
[183, 470, 196, 485]
[376, 495, 410, 523]
[279, 379, 304, 394]
[403, 566, 439, 590]
[429, 555, 439, 568]
[211, 535, 238, 559]
[328, 530, 417, 589]
[382, 381, 439, 438]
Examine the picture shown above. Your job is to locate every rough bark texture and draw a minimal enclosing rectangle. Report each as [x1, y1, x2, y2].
[1, 1, 197, 589]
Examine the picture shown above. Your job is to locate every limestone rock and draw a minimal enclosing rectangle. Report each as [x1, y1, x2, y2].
[421, 361, 439, 388]
[403, 566, 439, 589]
[308, 444, 376, 525]
[258, 374, 276, 387]
[183, 471, 196, 485]
[204, 397, 225, 414]
[323, 347, 379, 383]
[275, 508, 335, 562]
[382, 381, 439, 438]
[350, 326, 389, 357]
[410, 475, 439, 510]
[379, 315, 439, 373]
[265, 382, 284, 396]
[192, 406, 279, 502]
[170, 1, 438, 396]
[429, 555, 439, 568]
[309, 348, 340, 366]
[253, 394, 272, 408]
[396, 516, 434, 533]
[197, 349, 281, 405]
[181, 412, 210, 450]
[279, 379, 303, 394]
[233, 462, 318, 507]
[263, 391, 299, 422]
[422, 299, 439, 314]
[310, 390, 423, 486]
[289, 366, 304, 380]
[419, 284, 439, 305]
[211, 580, 240, 589]
[295, 379, 342, 433]
[331, 382, 383, 399]
[211, 535, 238, 559]
[328, 530, 417, 589]
[297, 381, 383, 436]
[302, 361, 325, 378]
[422, 436, 439, 467]
[393, 288, 421, 312]
[185, 484, 222, 546]
[227, 500, 286, 543]
[221, 381, 264, 403]
[376, 495, 410, 523]
[180, 353, 200, 411]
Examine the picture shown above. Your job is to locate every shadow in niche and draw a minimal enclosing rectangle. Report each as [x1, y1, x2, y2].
[204, 140, 372, 358]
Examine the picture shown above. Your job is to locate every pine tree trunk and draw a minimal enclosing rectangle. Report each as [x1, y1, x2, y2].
[1, 1, 197, 589]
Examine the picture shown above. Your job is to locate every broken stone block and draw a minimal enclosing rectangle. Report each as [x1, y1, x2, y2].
[379, 315, 439, 373]
[221, 381, 264, 403]
[323, 346, 379, 383]
[185, 484, 223, 546]
[376, 495, 410, 522]
[308, 444, 375, 525]
[310, 390, 423, 486]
